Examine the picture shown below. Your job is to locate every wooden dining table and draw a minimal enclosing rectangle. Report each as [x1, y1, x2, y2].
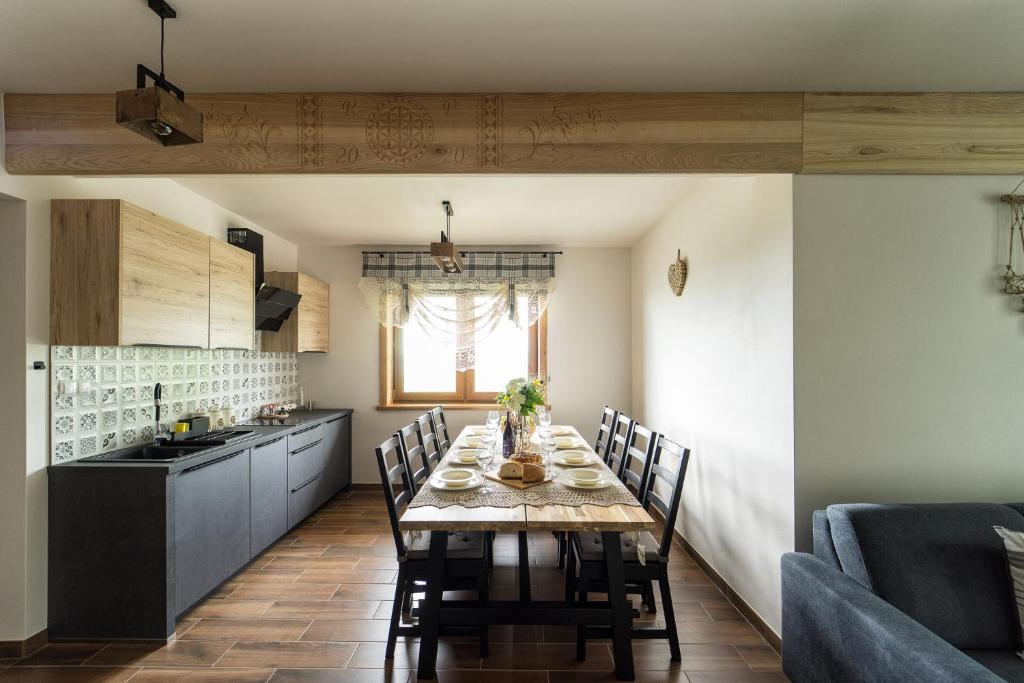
[399, 425, 656, 681]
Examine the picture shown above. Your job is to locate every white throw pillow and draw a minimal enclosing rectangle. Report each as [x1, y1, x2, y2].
[993, 526, 1024, 661]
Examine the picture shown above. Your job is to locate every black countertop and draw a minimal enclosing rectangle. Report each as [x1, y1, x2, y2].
[50, 409, 353, 475]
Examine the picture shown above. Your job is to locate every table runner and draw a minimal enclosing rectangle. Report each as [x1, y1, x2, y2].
[407, 426, 641, 510]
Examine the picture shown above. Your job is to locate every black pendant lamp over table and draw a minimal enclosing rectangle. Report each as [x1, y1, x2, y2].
[115, 0, 204, 146]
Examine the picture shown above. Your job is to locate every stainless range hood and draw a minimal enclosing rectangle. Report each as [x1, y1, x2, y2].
[227, 228, 302, 331]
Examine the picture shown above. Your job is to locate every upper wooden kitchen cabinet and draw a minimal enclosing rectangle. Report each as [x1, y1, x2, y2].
[209, 238, 256, 350]
[51, 199, 210, 347]
[261, 272, 329, 353]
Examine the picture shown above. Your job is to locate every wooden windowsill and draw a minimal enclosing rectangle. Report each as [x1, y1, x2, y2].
[377, 403, 502, 412]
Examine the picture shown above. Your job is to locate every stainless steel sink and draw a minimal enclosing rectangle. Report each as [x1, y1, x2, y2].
[83, 444, 212, 462]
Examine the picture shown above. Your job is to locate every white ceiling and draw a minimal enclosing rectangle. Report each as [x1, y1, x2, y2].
[172, 175, 700, 247]
[2, 0, 1024, 93]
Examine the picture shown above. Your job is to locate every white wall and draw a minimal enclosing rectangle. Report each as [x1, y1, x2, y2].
[793, 175, 1024, 550]
[631, 175, 794, 635]
[0, 96, 299, 641]
[296, 246, 632, 485]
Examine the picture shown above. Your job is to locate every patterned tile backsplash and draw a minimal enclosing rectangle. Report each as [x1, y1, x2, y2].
[50, 346, 299, 463]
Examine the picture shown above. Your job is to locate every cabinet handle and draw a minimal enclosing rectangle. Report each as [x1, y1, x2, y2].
[254, 436, 285, 448]
[292, 424, 319, 435]
[290, 439, 323, 456]
[291, 472, 322, 493]
[181, 449, 245, 473]
[325, 415, 347, 424]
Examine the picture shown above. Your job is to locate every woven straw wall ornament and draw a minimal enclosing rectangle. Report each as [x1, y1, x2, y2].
[668, 249, 688, 296]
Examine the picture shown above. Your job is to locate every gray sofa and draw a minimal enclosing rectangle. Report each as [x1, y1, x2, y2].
[782, 503, 1024, 682]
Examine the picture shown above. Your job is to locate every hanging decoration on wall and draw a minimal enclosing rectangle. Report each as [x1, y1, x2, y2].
[1000, 177, 1024, 309]
[668, 249, 688, 296]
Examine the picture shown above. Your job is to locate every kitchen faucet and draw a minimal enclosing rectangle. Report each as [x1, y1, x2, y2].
[153, 382, 166, 444]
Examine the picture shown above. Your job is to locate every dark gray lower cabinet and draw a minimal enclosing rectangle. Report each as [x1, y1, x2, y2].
[250, 436, 288, 556]
[173, 448, 251, 615]
[320, 413, 352, 502]
[49, 410, 353, 639]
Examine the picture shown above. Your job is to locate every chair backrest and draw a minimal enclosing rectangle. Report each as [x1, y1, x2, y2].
[374, 434, 415, 557]
[417, 412, 443, 471]
[593, 405, 619, 461]
[429, 406, 451, 455]
[396, 422, 430, 492]
[640, 434, 691, 558]
[605, 413, 635, 476]
[619, 422, 658, 497]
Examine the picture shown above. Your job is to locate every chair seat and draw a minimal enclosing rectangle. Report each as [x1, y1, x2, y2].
[573, 530, 663, 563]
[405, 530, 486, 560]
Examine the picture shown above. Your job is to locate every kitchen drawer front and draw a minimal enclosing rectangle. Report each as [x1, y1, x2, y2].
[288, 471, 324, 527]
[287, 422, 323, 452]
[288, 438, 326, 490]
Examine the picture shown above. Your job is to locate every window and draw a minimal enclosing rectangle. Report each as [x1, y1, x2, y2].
[379, 300, 547, 409]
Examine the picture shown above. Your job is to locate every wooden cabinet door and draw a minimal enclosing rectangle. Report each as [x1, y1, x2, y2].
[209, 238, 255, 350]
[119, 204, 210, 347]
[297, 273, 329, 352]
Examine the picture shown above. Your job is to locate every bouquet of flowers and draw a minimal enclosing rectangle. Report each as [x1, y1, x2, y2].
[496, 377, 546, 417]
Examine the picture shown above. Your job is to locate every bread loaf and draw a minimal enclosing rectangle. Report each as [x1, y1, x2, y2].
[498, 461, 523, 480]
[522, 463, 546, 483]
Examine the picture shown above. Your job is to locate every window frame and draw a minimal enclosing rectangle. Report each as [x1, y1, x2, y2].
[378, 311, 547, 410]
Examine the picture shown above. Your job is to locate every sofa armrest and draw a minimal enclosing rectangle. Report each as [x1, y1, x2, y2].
[781, 552, 1003, 683]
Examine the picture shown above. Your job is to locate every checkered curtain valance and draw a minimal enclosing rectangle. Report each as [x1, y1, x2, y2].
[359, 251, 557, 371]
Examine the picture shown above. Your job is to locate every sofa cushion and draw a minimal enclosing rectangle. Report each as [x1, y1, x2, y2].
[965, 650, 1024, 682]
[827, 503, 1024, 650]
[812, 509, 842, 570]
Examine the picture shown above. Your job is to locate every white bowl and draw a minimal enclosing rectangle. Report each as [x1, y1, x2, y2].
[452, 449, 483, 464]
[566, 468, 602, 486]
[438, 469, 474, 487]
[561, 450, 589, 464]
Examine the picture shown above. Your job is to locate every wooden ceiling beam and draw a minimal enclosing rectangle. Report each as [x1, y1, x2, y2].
[4, 92, 1024, 175]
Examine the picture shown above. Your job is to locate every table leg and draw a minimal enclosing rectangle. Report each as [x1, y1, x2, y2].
[602, 531, 635, 680]
[417, 531, 449, 680]
[517, 530, 532, 603]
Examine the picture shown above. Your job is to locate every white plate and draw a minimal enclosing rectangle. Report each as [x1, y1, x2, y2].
[430, 470, 484, 491]
[549, 426, 576, 436]
[553, 451, 598, 467]
[558, 473, 614, 490]
[555, 436, 586, 449]
[460, 437, 486, 448]
[464, 427, 490, 436]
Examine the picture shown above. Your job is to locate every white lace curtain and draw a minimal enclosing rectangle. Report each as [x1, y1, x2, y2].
[359, 251, 557, 371]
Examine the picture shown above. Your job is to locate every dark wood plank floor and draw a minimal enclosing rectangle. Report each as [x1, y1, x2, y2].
[0, 490, 785, 682]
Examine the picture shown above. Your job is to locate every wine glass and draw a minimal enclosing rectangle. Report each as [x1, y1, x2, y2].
[542, 434, 557, 467]
[537, 408, 552, 439]
[486, 410, 499, 433]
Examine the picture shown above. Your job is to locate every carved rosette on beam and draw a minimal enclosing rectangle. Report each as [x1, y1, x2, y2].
[3, 92, 804, 175]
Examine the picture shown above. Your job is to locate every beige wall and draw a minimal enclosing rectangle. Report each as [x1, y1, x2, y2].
[631, 175, 794, 635]
[793, 175, 1024, 550]
[0, 97, 298, 641]
[295, 246, 633, 485]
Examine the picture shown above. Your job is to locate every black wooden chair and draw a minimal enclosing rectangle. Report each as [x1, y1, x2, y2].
[429, 406, 452, 455]
[565, 434, 692, 661]
[593, 406, 620, 462]
[615, 422, 660, 612]
[374, 435, 490, 659]
[418, 412, 444, 472]
[396, 421, 431, 493]
[605, 413, 635, 477]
